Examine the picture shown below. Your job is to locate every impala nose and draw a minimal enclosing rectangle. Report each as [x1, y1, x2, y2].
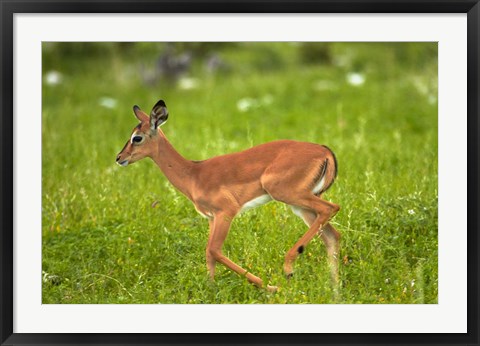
[116, 155, 129, 167]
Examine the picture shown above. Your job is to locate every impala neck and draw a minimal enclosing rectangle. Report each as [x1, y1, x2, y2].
[150, 130, 195, 199]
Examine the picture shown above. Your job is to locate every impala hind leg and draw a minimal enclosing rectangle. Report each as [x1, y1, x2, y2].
[289, 207, 341, 284]
[321, 222, 341, 285]
[281, 197, 339, 277]
[207, 213, 277, 292]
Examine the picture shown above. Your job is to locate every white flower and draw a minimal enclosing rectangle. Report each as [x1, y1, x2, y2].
[408, 209, 415, 215]
[347, 72, 365, 86]
[236, 95, 273, 112]
[44, 71, 63, 86]
[237, 98, 257, 112]
[178, 77, 199, 90]
[99, 97, 118, 109]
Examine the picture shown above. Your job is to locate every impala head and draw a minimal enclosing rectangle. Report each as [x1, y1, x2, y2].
[116, 100, 169, 166]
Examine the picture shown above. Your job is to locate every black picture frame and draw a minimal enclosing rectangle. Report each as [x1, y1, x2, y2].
[1, 1, 479, 345]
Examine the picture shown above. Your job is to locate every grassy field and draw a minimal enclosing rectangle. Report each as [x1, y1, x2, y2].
[42, 42, 438, 304]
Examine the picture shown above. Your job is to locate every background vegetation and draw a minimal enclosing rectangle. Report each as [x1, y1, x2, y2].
[42, 42, 438, 304]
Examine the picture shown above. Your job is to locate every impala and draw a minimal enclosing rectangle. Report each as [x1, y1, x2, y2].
[116, 100, 341, 292]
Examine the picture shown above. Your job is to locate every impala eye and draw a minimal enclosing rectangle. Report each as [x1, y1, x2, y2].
[132, 135, 143, 143]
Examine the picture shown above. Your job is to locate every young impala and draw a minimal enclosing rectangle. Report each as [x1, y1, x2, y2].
[116, 100, 341, 292]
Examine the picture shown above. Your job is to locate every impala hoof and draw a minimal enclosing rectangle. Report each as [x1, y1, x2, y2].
[266, 285, 278, 293]
[286, 272, 294, 279]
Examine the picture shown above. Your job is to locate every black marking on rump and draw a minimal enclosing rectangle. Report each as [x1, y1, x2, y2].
[321, 145, 338, 178]
[311, 159, 328, 196]
[313, 145, 338, 195]
[297, 245, 304, 254]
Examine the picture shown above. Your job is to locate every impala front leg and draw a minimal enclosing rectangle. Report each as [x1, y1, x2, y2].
[206, 218, 216, 279]
[207, 212, 277, 292]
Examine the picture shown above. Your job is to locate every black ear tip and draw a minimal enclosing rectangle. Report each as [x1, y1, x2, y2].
[155, 100, 167, 108]
[133, 105, 140, 112]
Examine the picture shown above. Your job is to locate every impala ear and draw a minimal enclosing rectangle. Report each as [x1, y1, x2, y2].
[133, 105, 149, 123]
[150, 100, 169, 131]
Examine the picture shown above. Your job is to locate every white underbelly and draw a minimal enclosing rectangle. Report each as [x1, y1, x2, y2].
[240, 194, 272, 213]
[195, 206, 213, 219]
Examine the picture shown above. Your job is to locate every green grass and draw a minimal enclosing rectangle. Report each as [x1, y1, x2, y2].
[42, 42, 438, 304]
